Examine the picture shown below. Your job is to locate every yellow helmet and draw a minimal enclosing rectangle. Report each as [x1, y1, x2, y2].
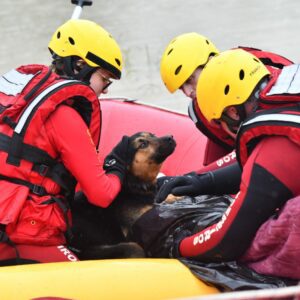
[48, 19, 123, 79]
[160, 33, 219, 93]
[197, 49, 270, 122]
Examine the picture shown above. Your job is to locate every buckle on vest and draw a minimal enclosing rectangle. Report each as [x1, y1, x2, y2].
[38, 164, 49, 177]
[32, 184, 46, 196]
[0, 104, 8, 114]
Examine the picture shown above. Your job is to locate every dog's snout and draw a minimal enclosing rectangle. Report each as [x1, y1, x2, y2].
[150, 134, 176, 164]
[162, 135, 176, 149]
[161, 135, 175, 144]
[166, 135, 173, 142]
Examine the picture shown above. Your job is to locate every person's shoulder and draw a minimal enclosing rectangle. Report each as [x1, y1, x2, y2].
[50, 104, 82, 122]
[46, 104, 86, 135]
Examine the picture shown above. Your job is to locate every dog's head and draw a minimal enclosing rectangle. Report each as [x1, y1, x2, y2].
[128, 132, 176, 182]
[122, 132, 176, 196]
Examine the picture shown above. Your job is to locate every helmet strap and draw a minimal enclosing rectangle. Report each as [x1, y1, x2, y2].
[220, 77, 269, 135]
[52, 56, 95, 83]
[221, 105, 245, 134]
[235, 104, 247, 127]
[74, 64, 95, 83]
[63, 57, 77, 78]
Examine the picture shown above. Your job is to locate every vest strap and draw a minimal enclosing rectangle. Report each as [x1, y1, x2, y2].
[0, 133, 75, 196]
[0, 174, 47, 196]
[0, 132, 56, 166]
[24, 68, 52, 101]
[42, 197, 73, 242]
[0, 224, 20, 262]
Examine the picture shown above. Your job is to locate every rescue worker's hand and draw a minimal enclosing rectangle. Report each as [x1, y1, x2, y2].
[104, 135, 136, 182]
[154, 172, 214, 203]
[156, 176, 177, 190]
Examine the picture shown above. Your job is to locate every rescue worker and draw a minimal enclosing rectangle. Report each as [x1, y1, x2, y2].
[160, 33, 293, 170]
[0, 19, 134, 265]
[158, 49, 300, 262]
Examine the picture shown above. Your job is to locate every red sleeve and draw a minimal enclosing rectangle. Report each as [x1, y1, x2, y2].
[179, 136, 300, 261]
[45, 105, 121, 208]
[196, 150, 237, 173]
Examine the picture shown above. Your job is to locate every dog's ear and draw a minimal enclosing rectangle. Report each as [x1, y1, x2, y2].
[125, 135, 139, 164]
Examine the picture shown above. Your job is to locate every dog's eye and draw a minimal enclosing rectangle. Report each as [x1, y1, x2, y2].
[139, 140, 149, 149]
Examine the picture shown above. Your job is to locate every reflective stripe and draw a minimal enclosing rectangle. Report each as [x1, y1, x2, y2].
[0, 69, 35, 96]
[243, 113, 300, 126]
[267, 64, 300, 95]
[14, 80, 76, 134]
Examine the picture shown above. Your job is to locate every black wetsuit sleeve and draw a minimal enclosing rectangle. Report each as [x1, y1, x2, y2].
[209, 162, 241, 195]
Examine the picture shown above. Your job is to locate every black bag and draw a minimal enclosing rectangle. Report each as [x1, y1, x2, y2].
[181, 259, 297, 291]
[130, 195, 297, 290]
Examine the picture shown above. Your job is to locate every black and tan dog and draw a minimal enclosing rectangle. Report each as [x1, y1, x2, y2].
[69, 132, 176, 259]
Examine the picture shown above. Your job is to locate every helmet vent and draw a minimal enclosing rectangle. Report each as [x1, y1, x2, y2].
[224, 85, 230, 95]
[239, 69, 245, 80]
[167, 48, 173, 55]
[253, 58, 260, 63]
[57, 31, 61, 39]
[68, 37, 75, 45]
[205, 40, 210, 45]
[175, 65, 182, 75]
[115, 58, 121, 66]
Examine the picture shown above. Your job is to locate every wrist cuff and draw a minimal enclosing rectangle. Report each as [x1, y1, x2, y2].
[106, 170, 124, 182]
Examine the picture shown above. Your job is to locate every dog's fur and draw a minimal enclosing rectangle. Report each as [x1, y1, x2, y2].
[70, 132, 176, 259]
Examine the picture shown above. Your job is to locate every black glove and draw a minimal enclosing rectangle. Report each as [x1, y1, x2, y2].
[155, 163, 242, 203]
[156, 176, 177, 190]
[104, 135, 137, 182]
[155, 172, 214, 203]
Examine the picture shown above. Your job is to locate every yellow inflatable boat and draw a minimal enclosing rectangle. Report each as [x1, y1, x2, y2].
[0, 258, 219, 299]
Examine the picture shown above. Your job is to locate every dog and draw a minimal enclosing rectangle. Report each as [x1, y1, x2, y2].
[69, 132, 176, 259]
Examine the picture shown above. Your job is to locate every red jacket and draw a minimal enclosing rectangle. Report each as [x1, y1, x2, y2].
[0, 65, 121, 245]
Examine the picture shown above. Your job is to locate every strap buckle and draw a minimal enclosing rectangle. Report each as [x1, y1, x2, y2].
[32, 184, 46, 196]
[38, 164, 49, 177]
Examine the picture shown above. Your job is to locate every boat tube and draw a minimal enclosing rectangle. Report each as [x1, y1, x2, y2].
[0, 259, 219, 299]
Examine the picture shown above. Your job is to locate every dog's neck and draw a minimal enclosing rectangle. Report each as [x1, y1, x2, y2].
[114, 173, 157, 237]
[124, 173, 157, 197]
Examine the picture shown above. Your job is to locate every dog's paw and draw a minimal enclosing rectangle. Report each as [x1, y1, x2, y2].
[164, 194, 185, 203]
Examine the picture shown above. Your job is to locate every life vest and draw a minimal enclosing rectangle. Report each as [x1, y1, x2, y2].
[259, 65, 300, 107]
[0, 64, 101, 245]
[237, 105, 300, 167]
[237, 64, 300, 166]
[238, 46, 293, 70]
[189, 48, 293, 151]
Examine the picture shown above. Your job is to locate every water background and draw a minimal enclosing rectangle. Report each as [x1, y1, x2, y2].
[1, 0, 299, 113]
